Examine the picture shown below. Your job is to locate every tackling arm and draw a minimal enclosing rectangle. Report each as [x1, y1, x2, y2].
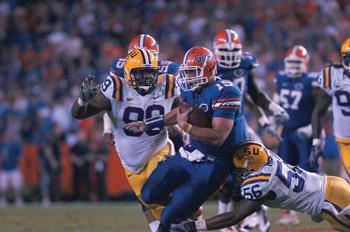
[171, 199, 262, 231]
[71, 91, 111, 119]
[205, 200, 262, 230]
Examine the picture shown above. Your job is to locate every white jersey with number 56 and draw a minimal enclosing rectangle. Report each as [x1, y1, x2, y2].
[240, 151, 326, 216]
[101, 74, 178, 173]
[318, 65, 350, 139]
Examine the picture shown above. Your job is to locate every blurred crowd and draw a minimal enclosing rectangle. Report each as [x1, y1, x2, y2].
[0, 0, 349, 205]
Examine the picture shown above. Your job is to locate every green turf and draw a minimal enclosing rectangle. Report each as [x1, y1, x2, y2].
[0, 201, 333, 232]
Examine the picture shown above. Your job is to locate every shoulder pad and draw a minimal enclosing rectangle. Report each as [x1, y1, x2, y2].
[157, 74, 179, 99]
[241, 52, 258, 69]
[159, 60, 179, 75]
[101, 75, 123, 102]
[110, 58, 126, 78]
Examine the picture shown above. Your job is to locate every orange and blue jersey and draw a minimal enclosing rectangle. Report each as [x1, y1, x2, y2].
[180, 78, 248, 158]
[110, 58, 179, 77]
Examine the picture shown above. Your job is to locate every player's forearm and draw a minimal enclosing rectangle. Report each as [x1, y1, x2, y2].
[71, 100, 102, 119]
[187, 126, 225, 147]
[251, 91, 273, 111]
[201, 200, 262, 230]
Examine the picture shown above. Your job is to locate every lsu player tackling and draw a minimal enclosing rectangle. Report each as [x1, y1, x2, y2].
[103, 34, 181, 149]
[171, 141, 350, 232]
[71, 48, 178, 232]
[309, 38, 350, 178]
[213, 29, 289, 232]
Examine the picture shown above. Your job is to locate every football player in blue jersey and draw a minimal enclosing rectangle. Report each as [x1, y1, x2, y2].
[125, 46, 249, 232]
[213, 29, 288, 232]
[274, 45, 323, 224]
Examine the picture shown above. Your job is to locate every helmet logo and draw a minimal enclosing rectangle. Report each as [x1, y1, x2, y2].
[194, 54, 214, 63]
[199, 103, 209, 112]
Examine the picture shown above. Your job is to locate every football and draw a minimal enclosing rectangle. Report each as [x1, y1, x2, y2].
[179, 103, 211, 128]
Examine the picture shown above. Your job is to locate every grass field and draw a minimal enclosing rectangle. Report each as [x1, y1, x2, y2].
[0, 201, 334, 232]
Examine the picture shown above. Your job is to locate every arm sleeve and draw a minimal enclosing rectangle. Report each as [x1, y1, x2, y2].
[212, 84, 242, 119]
[101, 75, 123, 102]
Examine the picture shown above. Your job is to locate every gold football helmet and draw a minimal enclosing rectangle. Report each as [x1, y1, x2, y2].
[124, 48, 159, 95]
[233, 141, 269, 174]
[341, 38, 350, 70]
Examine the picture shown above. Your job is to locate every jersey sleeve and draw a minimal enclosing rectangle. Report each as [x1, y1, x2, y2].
[164, 74, 179, 99]
[109, 58, 126, 78]
[212, 82, 242, 119]
[159, 60, 179, 75]
[317, 66, 334, 95]
[240, 172, 271, 201]
[101, 75, 123, 101]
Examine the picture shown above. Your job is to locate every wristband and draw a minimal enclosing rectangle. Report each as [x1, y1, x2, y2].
[145, 115, 165, 129]
[184, 123, 192, 133]
[312, 138, 321, 146]
[195, 219, 207, 231]
[78, 98, 88, 107]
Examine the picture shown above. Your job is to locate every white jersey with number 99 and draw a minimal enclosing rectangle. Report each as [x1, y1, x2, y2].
[101, 74, 178, 173]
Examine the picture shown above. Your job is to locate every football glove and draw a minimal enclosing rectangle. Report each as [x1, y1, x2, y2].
[170, 220, 196, 232]
[308, 139, 322, 169]
[78, 75, 99, 106]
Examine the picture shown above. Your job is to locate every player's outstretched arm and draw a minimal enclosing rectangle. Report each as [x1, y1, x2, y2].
[247, 73, 289, 124]
[170, 200, 261, 231]
[71, 75, 111, 119]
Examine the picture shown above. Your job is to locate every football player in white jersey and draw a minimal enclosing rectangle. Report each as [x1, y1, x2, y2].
[71, 48, 179, 232]
[170, 141, 350, 232]
[309, 37, 350, 178]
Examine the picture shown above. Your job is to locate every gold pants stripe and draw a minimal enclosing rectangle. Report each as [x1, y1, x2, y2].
[124, 141, 173, 219]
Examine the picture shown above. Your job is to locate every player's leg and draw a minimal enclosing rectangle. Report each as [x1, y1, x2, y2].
[295, 135, 314, 172]
[278, 132, 298, 166]
[141, 154, 190, 207]
[159, 160, 230, 231]
[217, 176, 234, 232]
[320, 176, 350, 231]
[0, 171, 8, 207]
[124, 143, 173, 231]
[277, 132, 300, 225]
[11, 169, 24, 207]
[336, 139, 350, 178]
